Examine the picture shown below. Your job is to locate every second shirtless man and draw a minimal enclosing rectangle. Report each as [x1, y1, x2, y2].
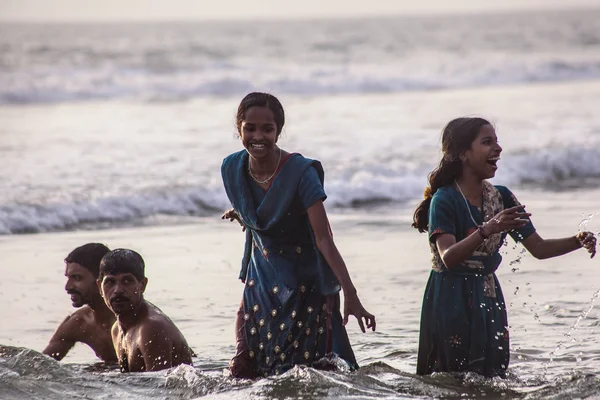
[97, 248, 193, 372]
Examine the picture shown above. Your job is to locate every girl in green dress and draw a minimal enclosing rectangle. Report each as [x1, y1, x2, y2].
[412, 117, 597, 377]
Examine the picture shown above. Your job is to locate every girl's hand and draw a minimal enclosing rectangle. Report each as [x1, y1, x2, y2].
[343, 291, 376, 333]
[221, 209, 245, 232]
[576, 231, 596, 258]
[482, 205, 532, 236]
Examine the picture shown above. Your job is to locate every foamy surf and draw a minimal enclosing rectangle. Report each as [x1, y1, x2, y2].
[2, 145, 600, 234]
[1, 346, 599, 399]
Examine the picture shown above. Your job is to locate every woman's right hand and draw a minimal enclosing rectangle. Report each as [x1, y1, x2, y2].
[221, 208, 245, 231]
[482, 205, 532, 236]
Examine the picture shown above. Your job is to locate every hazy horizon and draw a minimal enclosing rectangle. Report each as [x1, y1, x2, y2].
[1, 0, 599, 23]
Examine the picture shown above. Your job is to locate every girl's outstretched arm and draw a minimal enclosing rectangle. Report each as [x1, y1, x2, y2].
[307, 200, 376, 333]
[521, 231, 596, 260]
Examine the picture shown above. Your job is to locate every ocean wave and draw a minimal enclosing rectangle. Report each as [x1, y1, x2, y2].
[1, 345, 599, 399]
[2, 10, 600, 104]
[2, 58, 600, 104]
[0, 188, 224, 235]
[1, 146, 600, 235]
[326, 145, 600, 207]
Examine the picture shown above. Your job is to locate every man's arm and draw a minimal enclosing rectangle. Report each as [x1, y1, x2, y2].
[138, 320, 174, 371]
[42, 315, 78, 360]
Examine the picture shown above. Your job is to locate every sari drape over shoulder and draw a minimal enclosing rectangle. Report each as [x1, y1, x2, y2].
[222, 150, 357, 376]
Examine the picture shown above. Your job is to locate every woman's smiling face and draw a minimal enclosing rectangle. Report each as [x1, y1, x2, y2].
[461, 124, 503, 180]
[239, 106, 278, 160]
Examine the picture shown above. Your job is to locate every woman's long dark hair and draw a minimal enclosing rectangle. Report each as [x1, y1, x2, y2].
[412, 117, 491, 233]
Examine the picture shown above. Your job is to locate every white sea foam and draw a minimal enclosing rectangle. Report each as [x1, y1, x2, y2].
[2, 146, 599, 234]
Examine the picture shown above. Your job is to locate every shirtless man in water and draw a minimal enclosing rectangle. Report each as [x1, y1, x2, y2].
[97, 249, 193, 372]
[43, 243, 117, 363]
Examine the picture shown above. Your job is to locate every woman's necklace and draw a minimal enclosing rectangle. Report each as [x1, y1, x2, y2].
[248, 147, 282, 185]
[454, 179, 480, 227]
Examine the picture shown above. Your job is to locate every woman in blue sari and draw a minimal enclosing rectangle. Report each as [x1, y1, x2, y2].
[221, 92, 376, 378]
[412, 117, 596, 378]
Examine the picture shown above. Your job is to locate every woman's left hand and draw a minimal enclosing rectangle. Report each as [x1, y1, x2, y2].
[576, 231, 596, 258]
[343, 291, 376, 333]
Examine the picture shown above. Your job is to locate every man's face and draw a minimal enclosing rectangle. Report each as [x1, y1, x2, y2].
[64, 262, 98, 308]
[98, 273, 147, 316]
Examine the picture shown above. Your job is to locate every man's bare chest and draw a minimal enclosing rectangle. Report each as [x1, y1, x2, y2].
[116, 330, 144, 372]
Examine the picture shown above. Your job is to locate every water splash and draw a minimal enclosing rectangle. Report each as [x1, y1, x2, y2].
[545, 288, 600, 374]
[578, 212, 597, 232]
[509, 247, 528, 266]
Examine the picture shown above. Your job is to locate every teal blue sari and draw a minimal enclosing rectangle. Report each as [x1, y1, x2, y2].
[221, 150, 357, 377]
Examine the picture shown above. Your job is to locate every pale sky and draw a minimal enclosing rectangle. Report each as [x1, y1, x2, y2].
[0, 0, 598, 22]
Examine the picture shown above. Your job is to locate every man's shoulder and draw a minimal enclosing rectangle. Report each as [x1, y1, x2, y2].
[53, 307, 93, 340]
[143, 314, 173, 328]
[139, 304, 178, 335]
[135, 317, 176, 352]
[74, 305, 95, 317]
[63, 307, 94, 327]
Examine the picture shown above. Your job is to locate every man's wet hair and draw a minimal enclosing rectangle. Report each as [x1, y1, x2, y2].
[99, 249, 145, 281]
[65, 243, 111, 278]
